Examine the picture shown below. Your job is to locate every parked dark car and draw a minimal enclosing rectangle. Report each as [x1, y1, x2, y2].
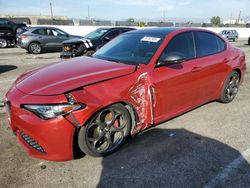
[16, 27, 82, 54]
[60, 27, 135, 58]
[0, 18, 26, 48]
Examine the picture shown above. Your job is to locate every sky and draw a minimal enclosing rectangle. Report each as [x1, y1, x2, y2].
[0, 0, 249, 21]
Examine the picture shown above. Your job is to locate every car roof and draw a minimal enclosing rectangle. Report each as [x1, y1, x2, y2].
[128, 27, 222, 36]
[28, 26, 60, 30]
[128, 27, 183, 35]
[96, 27, 135, 31]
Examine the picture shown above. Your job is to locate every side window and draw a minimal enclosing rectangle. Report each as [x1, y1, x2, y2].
[51, 29, 67, 37]
[121, 29, 132, 34]
[217, 36, 226, 52]
[195, 32, 220, 57]
[0, 20, 9, 25]
[104, 30, 120, 40]
[32, 29, 47, 35]
[160, 32, 195, 61]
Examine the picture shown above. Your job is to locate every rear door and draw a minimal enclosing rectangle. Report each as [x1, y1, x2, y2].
[193, 31, 230, 101]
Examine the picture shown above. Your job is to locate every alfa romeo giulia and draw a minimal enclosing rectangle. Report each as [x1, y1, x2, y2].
[5, 28, 246, 161]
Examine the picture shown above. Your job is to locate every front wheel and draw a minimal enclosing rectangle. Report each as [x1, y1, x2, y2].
[219, 71, 240, 103]
[78, 104, 131, 157]
[0, 38, 8, 48]
[84, 50, 95, 57]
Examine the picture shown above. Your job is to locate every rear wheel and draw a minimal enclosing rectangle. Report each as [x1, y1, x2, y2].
[28, 42, 42, 54]
[78, 104, 131, 157]
[0, 39, 8, 48]
[219, 71, 240, 103]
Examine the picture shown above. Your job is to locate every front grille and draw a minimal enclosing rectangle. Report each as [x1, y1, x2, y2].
[20, 131, 46, 154]
[64, 46, 72, 52]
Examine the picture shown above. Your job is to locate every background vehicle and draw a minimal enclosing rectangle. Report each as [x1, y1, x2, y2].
[0, 18, 26, 48]
[5, 28, 246, 160]
[248, 36, 250, 45]
[60, 27, 135, 58]
[16, 26, 82, 54]
[219, 30, 239, 41]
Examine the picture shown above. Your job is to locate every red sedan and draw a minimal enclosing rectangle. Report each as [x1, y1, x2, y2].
[5, 28, 246, 161]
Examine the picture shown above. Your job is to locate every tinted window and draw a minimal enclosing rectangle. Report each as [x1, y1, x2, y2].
[51, 29, 68, 36]
[217, 37, 226, 52]
[104, 30, 120, 40]
[195, 32, 220, 57]
[32, 29, 47, 35]
[0, 19, 9, 25]
[160, 32, 195, 61]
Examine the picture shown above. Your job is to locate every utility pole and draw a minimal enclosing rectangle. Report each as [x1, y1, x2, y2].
[50, 2, 53, 19]
[87, 5, 90, 20]
[237, 10, 241, 24]
[163, 9, 166, 22]
[230, 12, 232, 24]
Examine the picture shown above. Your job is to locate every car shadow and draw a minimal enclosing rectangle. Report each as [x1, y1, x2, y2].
[97, 128, 250, 188]
[0, 65, 18, 74]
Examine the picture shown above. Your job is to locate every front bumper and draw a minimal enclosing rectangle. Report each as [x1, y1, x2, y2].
[60, 51, 74, 58]
[5, 87, 76, 161]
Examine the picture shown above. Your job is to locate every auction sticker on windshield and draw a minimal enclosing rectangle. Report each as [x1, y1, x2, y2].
[141, 36, 161, 43]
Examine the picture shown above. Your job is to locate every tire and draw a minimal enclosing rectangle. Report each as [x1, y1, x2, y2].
[219, 71, 240, 103]
[28, 42, 42, 54]
[78, 104, 132, 157]
[84, 50, 95, 57]
[0, 38, 8, 48]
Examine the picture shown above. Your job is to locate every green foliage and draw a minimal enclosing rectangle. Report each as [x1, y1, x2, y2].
[127, 18, 135, 22]
[138, 21, 145, 27]
[210, 16, 221, 27]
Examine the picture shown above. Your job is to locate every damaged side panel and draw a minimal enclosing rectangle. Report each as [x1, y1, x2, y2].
[69, 71, 156, 134]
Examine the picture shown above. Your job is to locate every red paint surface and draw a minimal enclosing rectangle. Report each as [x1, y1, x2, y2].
[5, 28, 246, 161]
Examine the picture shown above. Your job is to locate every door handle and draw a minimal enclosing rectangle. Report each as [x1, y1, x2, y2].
[191, 66, 202, 72]
[223, 58, 229, 63]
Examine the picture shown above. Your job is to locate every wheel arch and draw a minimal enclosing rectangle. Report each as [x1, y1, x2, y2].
[233, 68, 242, 81]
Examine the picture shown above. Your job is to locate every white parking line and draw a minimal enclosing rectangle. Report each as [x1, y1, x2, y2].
[204, 148, 250, 188]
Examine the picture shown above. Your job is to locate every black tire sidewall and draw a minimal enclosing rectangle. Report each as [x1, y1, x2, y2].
[219, 71, 240, 103]
[84, 50, 95, 57]
[0, 39, 8, 48]
[78, 104, 132, 157]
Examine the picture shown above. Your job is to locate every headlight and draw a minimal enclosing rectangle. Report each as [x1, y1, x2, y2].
[22, 103, 85, 120]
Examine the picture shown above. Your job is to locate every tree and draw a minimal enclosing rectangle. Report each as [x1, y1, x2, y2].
[210, 16, 221, 27]
[127, 18, 135, 23]
[138, 21, 145, 27]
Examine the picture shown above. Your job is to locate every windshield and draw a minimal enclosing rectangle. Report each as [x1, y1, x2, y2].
[93, 33, 165, 65]
[85, 28, 108, 40]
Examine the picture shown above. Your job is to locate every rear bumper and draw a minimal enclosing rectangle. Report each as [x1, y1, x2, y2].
[5, 87, 76, 161]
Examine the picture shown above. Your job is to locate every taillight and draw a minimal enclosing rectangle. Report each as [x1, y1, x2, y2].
[19, 35, 27, 39]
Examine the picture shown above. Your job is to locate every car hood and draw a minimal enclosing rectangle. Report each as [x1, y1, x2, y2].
[15, 57, 136, 96]
[63, 37, 91, 45]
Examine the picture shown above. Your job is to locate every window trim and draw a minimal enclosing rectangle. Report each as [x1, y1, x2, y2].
[157, 31, 197, 65]
[194, 31, 227, 59]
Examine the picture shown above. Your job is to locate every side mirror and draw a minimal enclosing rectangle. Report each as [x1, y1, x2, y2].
[157, 53, 185, 67]
[104, 36, 110, 42]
